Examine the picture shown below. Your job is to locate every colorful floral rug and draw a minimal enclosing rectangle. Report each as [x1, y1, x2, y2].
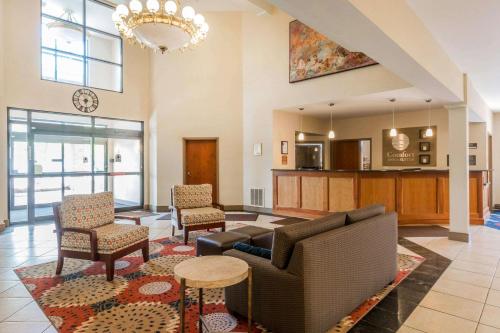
[15, 235, 423, 333]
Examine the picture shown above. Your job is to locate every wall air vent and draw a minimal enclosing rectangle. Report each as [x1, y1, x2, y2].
[250, 188, 265, 207]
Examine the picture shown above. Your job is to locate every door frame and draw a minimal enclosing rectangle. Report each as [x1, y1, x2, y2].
[330, 138, 372, 170]
[182, 137, 219, 203]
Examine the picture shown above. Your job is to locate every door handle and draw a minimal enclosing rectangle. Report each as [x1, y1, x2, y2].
[187, 171, 191, 177]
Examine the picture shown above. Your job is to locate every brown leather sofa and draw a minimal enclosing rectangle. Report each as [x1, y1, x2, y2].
[224, 205, 397, 333]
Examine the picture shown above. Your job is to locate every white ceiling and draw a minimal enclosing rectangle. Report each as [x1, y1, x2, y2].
[407, 0, 500, 111]
[278, 87, 444, 119]
[109, 0, 263, 12]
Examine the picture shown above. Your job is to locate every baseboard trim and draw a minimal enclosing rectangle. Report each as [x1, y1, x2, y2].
[151, 205, 170, 213]
[448, 231, 469, 243]
[221, 205, 244, 211]
[243, 205, 274, 215]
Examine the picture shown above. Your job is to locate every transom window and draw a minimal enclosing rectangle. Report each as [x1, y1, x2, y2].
[41, 0, 123, 92]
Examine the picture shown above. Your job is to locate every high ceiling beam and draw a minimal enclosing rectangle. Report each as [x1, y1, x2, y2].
[267, 0, 464, 103]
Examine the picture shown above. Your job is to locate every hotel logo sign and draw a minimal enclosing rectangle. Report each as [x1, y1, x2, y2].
[382, 126, 436, 166]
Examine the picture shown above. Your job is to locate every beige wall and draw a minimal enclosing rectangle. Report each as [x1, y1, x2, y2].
[0, 0, 6, 223]
[273, 109, 491, 173]
[493, 114, 500, 205]
[272, 111, 330, 170]
[242, 9, 412, 208]
[0, 0, 151, 221]
[150, 12, 243, 207]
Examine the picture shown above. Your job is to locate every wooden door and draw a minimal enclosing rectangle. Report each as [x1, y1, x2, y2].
[184, 139, 218, 202]
[332, 140, 361, 170]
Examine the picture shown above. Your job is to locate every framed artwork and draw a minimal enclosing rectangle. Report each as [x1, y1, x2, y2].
[419, 155, 431, 165]
[469, 155, 477, 166]
[289, 20, 377, 83]
[469, 143, 478, 149]
[281, 155, 288, 165]
[281, 141, 288, 155]
[420, 142, 431, 152]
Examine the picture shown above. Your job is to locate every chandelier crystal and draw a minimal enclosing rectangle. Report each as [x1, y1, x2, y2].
[113, 0, 209, 54]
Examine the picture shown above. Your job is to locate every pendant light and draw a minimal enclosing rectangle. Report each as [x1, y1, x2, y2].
[425, 99, 433, 137]
[328, 103, 336, 139]
[389, 98, 397, 137]
[298, 108, 305, 141]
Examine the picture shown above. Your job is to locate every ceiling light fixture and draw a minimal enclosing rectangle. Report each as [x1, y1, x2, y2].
[389, 98, 397, 137]
[113, 0, 209, 54]
[425, 99, 433, 137]
[298, 108, 305, 141]
[46, 9, 82, 44]
[328, 103, 335, 140]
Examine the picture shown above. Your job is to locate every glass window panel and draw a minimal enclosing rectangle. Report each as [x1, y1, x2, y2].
[86, 1, 118, 36]
[57, 53, 84, 85]
[10, 178, 28, 223]
[32, 111, 92, 127]
[42, 50, 56, 81]
[94, 175, 107, 193]
[9, 109, 28, 122]
[94, 119, 142, 131]
[94, 138, 108, 172]
[42, 0, 84, 24]
[34, 177, 62, 206]
[63, 137, 92, 173]
[34, 137, 62, 174]
[87, 60, 122, 91]
[86, 30, 122, 64]
[111, 175, 141, 208]
[64, 176, 92, 196]
[42, 17, 84, 55]
[10, 124, 28, 175]
[107, 138, 141, 173]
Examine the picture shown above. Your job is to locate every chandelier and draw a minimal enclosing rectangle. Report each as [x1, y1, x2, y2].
[112, 0, 209, 54]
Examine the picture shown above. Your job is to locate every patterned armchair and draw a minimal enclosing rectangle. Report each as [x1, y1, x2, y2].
[171, 184, 225, 244]
[53, 192, 149, 281]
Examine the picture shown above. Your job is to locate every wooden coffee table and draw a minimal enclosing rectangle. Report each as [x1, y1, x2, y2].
[174, 256, 252, 333]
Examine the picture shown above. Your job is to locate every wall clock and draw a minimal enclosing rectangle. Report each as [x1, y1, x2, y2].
[73, 89, 99, 113]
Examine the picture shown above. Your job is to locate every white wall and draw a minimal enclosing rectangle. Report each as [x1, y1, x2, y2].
[150, 12, 244, 208]
[242, 9, 412, 208]
[492, 113, 500, 205]
[0, 0, 151, 221]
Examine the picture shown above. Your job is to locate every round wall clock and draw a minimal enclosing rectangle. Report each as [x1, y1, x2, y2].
[73, 89, 99, 113]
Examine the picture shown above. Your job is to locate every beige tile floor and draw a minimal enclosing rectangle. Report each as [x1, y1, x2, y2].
[399, 225, 500, 333]
[1, 214, 500, 333]
[0, 213, 283, 333]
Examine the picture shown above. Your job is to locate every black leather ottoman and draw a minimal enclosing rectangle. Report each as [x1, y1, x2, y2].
[196, 231, 250, 256]
[230, 225, 272, 239]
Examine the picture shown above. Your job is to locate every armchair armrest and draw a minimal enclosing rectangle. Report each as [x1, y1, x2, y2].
[212, 203, 223, 210]
[114, 214, 141, 225]
[170, 206, 183, 229]
[60, 227, 98, 261]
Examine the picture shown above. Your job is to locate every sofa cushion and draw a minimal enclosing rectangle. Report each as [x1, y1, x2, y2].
[181, 207, 225, 226]
[234, 242, 272, 260]
[61, 223, 149, 254]
[345, 205, 385, 225]
[173, 184, 213, 209]
[59, 192, 115, 230]
[271, 213, 346, 269]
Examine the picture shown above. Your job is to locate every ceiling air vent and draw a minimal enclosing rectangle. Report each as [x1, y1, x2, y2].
[250, 188, 265, 207]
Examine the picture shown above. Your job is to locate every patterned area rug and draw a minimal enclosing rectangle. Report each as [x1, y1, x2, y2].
[486, 210, 500, 230]
[15, 236, 423, 333]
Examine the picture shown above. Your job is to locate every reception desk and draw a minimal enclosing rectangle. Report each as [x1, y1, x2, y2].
[272, 169, 490, 225]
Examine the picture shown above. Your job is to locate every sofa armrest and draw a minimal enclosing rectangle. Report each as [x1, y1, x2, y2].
[224, 249, 304, 332]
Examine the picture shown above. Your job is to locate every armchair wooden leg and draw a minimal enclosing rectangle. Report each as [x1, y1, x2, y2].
[222, 224, 226, 232]
[183, 228, 189, 245]
[142, 244, 149, 263]
[171, 226, 175, 237]
[105, 259, 115, 281]
[56, 255, 64, 275]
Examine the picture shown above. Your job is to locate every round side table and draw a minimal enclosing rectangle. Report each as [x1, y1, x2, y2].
[174, 256, 252, 333]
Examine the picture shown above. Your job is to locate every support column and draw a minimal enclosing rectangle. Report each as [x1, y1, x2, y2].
[447, 104, 470, 242]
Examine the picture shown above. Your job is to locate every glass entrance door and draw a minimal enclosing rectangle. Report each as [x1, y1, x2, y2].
[7, 109, 144, 224]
